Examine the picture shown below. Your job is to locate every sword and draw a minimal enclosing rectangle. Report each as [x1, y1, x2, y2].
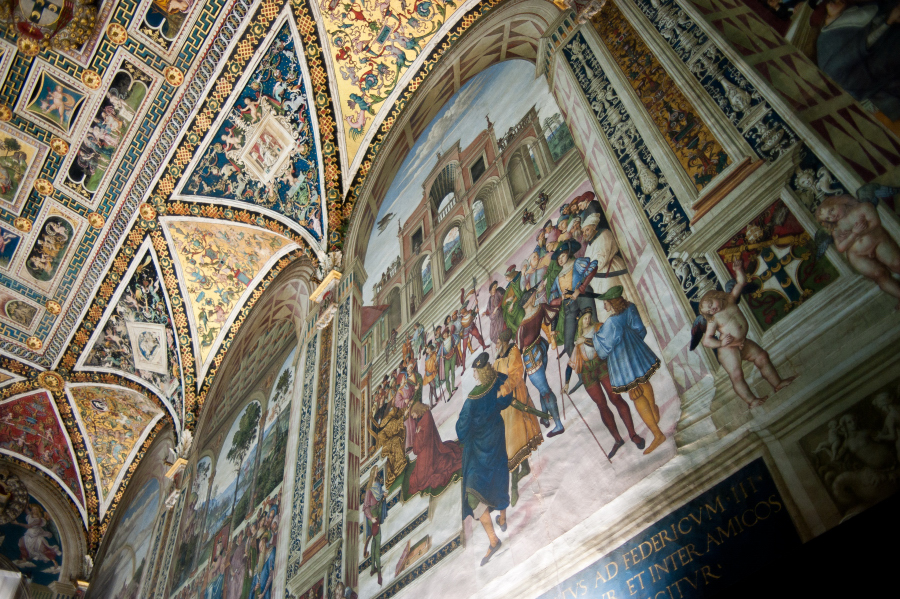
[511, 400, 551, 421]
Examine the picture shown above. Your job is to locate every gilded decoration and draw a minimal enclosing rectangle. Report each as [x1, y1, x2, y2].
[67, 384, 163, 504]
[50, 137, 69, 155]
[180, 21, 325, 241]
[81, 70, 102, 90]
[591, 3, 730, 190]
[37, 371, 64, 392]
[318, 0, 462, 168]
[163, 65, 184, 87]
[106, 22, 127, 45]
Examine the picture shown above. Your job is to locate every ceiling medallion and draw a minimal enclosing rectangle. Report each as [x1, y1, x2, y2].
[26, 336, 42, 351]
[106, 23, 127, 46]
[5, 1, 100, 53]
[0, 106, 11, 121]
[88, 212, 104, 228]
[37, 371, 64, 392]
[81, 69, 102, 90]
[46, 300, 61, 315]
[139, 203, 157, 220]
[163, 66, 183, 87]
[13, 218, 31, 233]
[16, 37, 39, 57]
[34, 179, 54, 196]
[50, 137, 69, 155]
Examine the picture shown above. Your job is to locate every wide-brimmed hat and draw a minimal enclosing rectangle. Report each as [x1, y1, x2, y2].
[551, 239, 581, 260]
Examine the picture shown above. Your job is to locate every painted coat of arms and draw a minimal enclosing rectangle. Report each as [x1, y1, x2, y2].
[125, 320, 168, 374]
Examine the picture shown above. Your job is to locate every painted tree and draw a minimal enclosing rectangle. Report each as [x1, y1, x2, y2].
[2, 137, 20, 156]
[274, 368, 292, 403]
[227, 402, 260, 518]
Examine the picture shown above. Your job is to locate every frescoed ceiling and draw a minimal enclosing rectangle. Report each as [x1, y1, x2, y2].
[0, 0, 513, 550]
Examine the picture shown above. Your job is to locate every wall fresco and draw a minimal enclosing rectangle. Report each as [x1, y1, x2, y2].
[91, 476, 161, 599]
[169, 346, 295, 597]
[354, 61, 681, 599]
[0, 474, 64, 594]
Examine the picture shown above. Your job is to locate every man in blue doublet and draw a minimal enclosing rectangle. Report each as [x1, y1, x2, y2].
[457, 352, 515, 566]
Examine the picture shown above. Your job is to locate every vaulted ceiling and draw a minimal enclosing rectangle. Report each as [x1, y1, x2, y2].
[0, 0, 519, 549]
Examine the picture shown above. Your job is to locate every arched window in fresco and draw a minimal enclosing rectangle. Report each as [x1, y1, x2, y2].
[422, 255, 433, 296]
[473, 200, 488, 237]
[443, 226, 464, 272]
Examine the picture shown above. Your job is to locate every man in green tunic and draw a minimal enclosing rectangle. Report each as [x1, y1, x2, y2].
[501, 265, 526, 332]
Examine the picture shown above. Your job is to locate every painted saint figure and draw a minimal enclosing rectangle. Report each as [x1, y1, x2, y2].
[14, 504, 61, 570]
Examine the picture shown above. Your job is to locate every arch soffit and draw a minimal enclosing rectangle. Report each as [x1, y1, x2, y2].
[345, 1, 558, 268]
[427, 161, 463, 205]
[93, 427, 173, 566]
[472, 176, 501, 203]
[196, 257, 314, 440]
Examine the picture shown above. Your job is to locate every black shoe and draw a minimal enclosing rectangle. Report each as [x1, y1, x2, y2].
[540, 418, 550, 428]
[495, 514, 507, 532]
[631, 435, 645, 450]
[481, 540, 502, 566]
[547, 426, 565, 438]
[607, 439, 625, 459]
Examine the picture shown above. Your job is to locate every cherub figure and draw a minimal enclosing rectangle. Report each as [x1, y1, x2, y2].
[815, 193, 900, 309]
[691, 260, 797, 407]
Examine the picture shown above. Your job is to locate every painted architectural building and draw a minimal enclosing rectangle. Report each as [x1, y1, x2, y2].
[0, 0, 896, 598]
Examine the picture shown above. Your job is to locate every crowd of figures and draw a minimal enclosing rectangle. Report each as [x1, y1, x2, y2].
[365, 190, 677, 572]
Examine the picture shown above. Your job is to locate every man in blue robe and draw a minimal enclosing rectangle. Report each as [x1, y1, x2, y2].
[592, 286, 667, 455]
[249, 532, 276, 599]
[456, 352, 515, 566]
